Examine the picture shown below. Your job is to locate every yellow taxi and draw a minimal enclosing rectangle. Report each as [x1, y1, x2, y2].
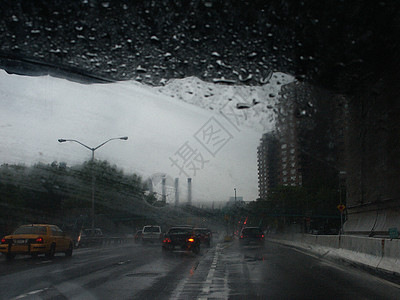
[0, 224, 73, 260]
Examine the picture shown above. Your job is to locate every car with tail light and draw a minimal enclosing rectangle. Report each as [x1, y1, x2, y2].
[194, 228, 212, 247]
[0, 224, 73, 260]
[239, 227, 265, 246]
[162, 226, 200, 254]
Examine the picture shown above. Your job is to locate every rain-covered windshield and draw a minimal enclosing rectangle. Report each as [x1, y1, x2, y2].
[0, 1, 399, 299]
[13, 226, 47, 235]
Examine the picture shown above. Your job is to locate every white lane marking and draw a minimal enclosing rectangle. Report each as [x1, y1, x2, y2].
[117, 259, 131, 265]
[53, 281, 97, 300]
[171, 247, 218, 299]
[11, 288, 49, 299]
[170, 270, 191, 300]
[169, 258, 200, 299]
[37, 260, 53, 264]
[198, 243, 229, 299]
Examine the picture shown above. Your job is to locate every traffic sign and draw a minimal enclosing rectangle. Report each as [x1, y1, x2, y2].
[337, 204, 346, 212]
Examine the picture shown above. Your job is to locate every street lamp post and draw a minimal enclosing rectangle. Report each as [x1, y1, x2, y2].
[339, 171, 347, 234]
[58, 137, 128, 231]
[233, 188, 237, 236]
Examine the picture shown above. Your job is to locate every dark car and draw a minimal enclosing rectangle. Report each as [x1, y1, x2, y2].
[162, 227, 200, 254]
[77, 228, 103, 247]
[194, 228, 212, 247]
[239, 227, 264, 246]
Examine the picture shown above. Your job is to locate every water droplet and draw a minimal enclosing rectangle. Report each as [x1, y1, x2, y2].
[213, 77, 235, 84]
[136, 65, 147, 72]
[111, 44, 122, 50]
[49, 49, 61, 54]
[239, 74, 253, 82]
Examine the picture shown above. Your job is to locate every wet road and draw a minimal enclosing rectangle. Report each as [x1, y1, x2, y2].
[0, 240, 399, 299]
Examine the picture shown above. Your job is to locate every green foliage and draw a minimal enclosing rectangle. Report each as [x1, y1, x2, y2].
[0, 160, 145, 231]
[266, 186, 310, 214]
[246, 184, 340, 231]
[144, 192, 157, 206]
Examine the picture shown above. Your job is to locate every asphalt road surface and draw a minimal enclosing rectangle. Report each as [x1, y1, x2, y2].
[0, 240, 399, 300]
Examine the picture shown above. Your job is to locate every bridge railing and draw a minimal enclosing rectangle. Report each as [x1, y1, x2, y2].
[76, 236, 135, 248]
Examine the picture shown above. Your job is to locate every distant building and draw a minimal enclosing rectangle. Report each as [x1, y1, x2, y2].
[229, 196, 243, 203]
[275, 82, 303, 188]
[227, 196, 244, 207]
[257, 132, 279, 200]
[257, 82, 304, 200]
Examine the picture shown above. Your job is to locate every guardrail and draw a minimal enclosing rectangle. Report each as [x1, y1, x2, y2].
[77, 236, 134, 248]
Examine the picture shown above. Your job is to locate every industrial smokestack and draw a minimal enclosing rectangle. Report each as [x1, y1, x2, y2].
[187, 178, 192, 205]
[148, 178, 153, 193]
[162, 176, 166, 203]
[175, 178, 179, 207]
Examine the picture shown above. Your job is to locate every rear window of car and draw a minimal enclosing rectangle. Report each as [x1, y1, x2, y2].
[13, 226, 47, 235]
[168, 228, 193, 234]
[195, 229, 210, 234]
[242, 228, 262, 235]
[143, 226, 161, 233]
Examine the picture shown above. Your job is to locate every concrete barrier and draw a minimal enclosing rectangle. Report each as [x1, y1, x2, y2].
[267, 233, 400, 276]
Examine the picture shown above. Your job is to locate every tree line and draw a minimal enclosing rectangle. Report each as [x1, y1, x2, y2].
[0, 160, 157, 234]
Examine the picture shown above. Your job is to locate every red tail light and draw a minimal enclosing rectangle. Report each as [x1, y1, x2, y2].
[187, 238, 195, 242]
[1, 238, 6, 244]
[163, 238, 171, 243]
[35, 237, 44, 243]
[262, 234, 264, 238]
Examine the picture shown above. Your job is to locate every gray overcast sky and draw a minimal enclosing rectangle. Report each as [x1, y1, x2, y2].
[1, 70, 288, 204]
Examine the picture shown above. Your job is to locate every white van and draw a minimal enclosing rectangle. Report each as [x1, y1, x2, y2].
[141, 225, 162, 243]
